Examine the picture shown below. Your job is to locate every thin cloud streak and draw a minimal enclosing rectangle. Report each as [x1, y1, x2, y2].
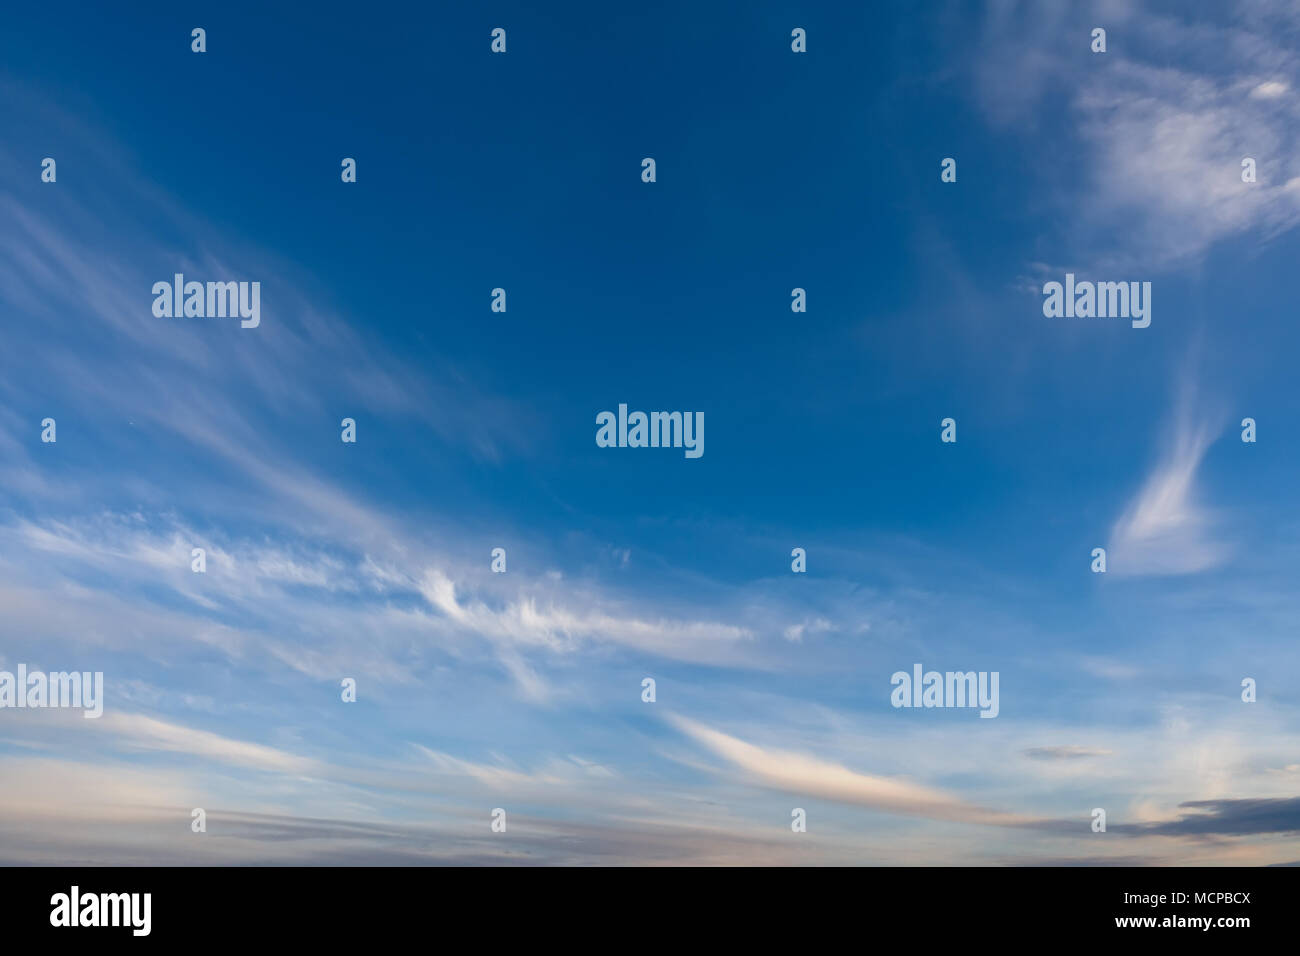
[668, 714, 1051, 829]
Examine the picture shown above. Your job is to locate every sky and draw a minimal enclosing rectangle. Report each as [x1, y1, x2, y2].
[1, 0, 1299, 865]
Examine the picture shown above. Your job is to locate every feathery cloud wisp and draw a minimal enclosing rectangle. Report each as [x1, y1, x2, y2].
[1107, 388, 1226, 576]
[669, 714, 1046, 828]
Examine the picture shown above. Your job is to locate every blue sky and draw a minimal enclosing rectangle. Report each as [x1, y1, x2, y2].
[2, 0, 1300, 864]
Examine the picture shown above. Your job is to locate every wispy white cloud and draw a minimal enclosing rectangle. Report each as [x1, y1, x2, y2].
[98, 711, 319, 774]
[782, 617, 834, 642]
[971, 0, 1300, 267]
[668, 714, 1046, 828]
[417, 568, 756, 677]
[1107, 387, 1226, 576]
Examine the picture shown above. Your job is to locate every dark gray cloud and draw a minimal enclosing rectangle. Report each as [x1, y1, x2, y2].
[1022, 746, 1111, 761]
[1115, 797, 1300, 837]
